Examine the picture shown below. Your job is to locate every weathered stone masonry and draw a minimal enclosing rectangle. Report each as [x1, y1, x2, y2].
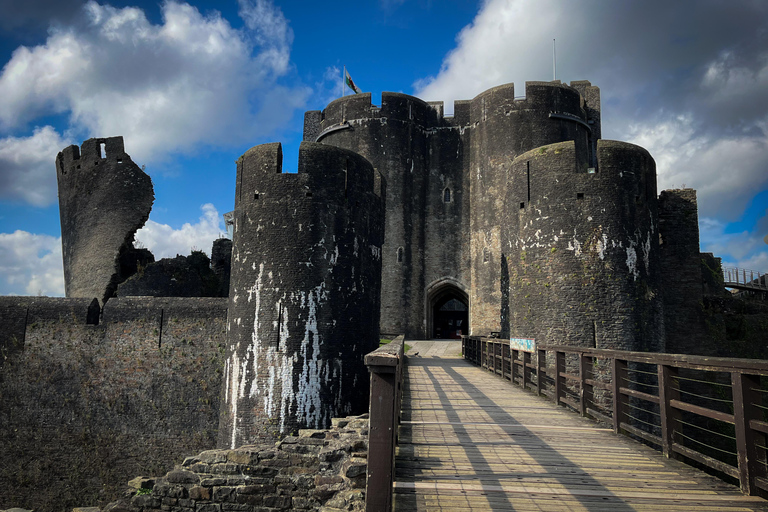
[0, 296, 227, 511]
[219, 141, 386, 447]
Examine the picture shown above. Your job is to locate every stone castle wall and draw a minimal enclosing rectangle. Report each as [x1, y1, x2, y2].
[0, 296, 227, 512]
[309, 92, 471, 339]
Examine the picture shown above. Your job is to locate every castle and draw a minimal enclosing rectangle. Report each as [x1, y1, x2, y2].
[1, 79, 758, 510]
[304, 80, 708, 354]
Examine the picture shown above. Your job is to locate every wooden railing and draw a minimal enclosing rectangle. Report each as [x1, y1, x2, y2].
[463, 336, 768, 497]
[723, 266, 768, 291]
[365, 335, 405, 512]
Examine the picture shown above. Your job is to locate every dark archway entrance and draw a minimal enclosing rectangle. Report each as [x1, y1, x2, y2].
[426, 278, 469, 339]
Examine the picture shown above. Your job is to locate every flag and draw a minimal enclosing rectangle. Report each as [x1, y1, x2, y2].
[345, 68, 362, 94]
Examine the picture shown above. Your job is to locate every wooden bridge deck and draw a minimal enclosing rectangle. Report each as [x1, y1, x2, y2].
[393, 340, 768, 511]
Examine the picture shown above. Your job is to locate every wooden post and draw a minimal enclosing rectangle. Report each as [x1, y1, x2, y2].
[555, 350, 565, 407]
[580, 353, 593, 417]
[501, 343, 507, 380]
[657, 364, 680, 458]
[733, 371, 761, 495]
[612, 358, 627, 434]
[365, 341, 403, 512]
[511, 349, 519, 385]
[537, 348, 546, 396]
[523, 351, 532, 390]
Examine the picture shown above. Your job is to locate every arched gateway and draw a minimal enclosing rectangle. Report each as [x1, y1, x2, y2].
[426, 278, 469, 339]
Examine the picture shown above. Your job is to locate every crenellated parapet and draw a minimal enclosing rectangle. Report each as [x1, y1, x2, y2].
[220, 141, 386, 447]
[56, 136, 154, 305]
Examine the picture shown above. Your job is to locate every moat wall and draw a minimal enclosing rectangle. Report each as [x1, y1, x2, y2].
[0, 296, 227, 512]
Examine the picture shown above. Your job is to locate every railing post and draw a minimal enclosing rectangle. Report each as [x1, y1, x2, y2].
[733, 371, 761, 495]
[537, 348, 546, 396]
[511, 348, 519, 385]
[501, 343, 508, 380]
[523, 351, 532, 390]
[580, 353, 593, 417]
[657, 364, 680, 458]
[612, 358, 627, 434]
[555, 350, 565, 407]
[365, 337, 404, 512]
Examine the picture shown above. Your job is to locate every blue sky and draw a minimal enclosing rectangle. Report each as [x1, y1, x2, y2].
[0, 0, 767, 295]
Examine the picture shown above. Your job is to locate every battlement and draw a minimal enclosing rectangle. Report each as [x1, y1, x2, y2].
[236, 141, 385, 209]
[317, 91, 472, 134]
[471, 81, 587, 123]
[55, 136, 128, 176]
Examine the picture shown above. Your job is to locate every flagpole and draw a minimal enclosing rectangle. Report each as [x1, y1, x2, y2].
[342, 66, 346, 98]
[553, 39, 556, 81]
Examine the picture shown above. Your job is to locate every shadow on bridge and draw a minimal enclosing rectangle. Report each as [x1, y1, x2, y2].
[397, 355, 636, 511]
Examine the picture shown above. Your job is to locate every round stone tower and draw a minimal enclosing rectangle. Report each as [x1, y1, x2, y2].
[218, 141, 386, 448]
[469, 82, 598, 335]
[504, 139, 663, 350]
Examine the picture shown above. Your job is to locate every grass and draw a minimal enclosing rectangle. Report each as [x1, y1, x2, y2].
[379, 338, 412, 353]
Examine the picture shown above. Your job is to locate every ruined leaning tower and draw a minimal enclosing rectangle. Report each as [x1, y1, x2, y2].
[219, 141, 386, 447]
[55, 137, 154, 305]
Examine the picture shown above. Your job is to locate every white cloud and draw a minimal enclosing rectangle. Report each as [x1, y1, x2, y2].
[0, 203, 225, 296]
[0, 0, 310, 176]
[414, 0, 768, 268]
[0, 230, 64, 296]
[135, 203, 225, 259]
[625, 117, 768, 220]
[699, 216, 767, 271]
[0, 126, 71, 206]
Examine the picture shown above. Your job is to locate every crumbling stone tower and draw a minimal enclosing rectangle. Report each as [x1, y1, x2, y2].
[219, 141, 386, 447]
[56, 137, 154, 305]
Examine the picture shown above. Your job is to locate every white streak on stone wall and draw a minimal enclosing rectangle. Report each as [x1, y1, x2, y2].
[626, 245, 639, 280]
[296, 284, 326, 429]
[642, 231, 652, 273]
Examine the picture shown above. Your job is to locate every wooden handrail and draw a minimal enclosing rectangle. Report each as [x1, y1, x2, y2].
[462, 336, 768, 498]
[365, 335, 406, 512]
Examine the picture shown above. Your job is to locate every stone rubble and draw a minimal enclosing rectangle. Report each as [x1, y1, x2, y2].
[101, 415, 369, 512]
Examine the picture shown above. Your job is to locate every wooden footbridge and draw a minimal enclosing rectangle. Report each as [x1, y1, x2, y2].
[364, 338, 768, 511]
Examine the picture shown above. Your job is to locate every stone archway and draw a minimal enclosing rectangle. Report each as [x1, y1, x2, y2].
[426, 278, 469, 339]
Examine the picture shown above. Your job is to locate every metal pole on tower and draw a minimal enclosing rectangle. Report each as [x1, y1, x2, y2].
[553, 39, 557, 80]
[342, 66, 345, 98]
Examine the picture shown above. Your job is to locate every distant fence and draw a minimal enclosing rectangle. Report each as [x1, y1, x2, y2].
[365, 335, 405, 512]
[722, 266, 768, 292]
[463, 336, 768, 497]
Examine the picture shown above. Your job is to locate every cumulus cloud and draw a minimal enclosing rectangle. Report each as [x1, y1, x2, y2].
[414, 0, 768, 267]
[700, 216, 768, 271]
[134, 203, 226, 260]
[0, 126, 71, 206]
[0, 0, 310, 173]
[0, 203, 225, 296]
[413, 0, 768, 209]
[0, 230, 64, 296]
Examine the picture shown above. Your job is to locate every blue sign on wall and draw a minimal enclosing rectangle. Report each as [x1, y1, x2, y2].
[510, 338, 536, 352]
